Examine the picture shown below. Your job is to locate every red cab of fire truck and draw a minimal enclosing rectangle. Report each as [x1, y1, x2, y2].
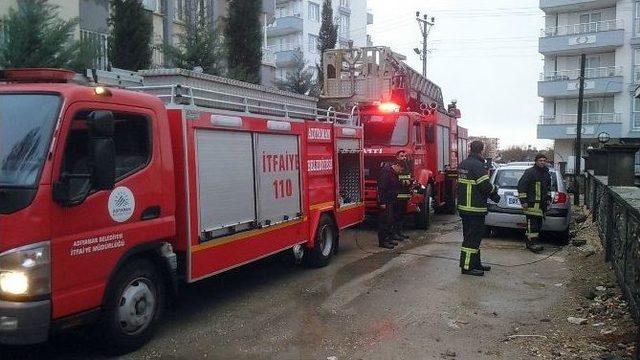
[0, 68, 364, 352]
[321, 46, 467, 229]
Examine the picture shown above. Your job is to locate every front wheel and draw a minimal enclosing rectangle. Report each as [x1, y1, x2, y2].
[100, 258, 165, 355]
[305, 214, 338, 268]
[415, 185, 433, 230]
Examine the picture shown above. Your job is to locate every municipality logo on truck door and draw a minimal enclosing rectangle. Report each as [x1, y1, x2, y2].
[108, 186, 136, 222]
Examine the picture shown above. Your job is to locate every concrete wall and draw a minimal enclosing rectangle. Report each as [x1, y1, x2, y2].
[79, 0, 108, 33]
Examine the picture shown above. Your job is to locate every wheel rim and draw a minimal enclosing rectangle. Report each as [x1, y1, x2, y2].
[319, 225, 334, 257]
[117, 277, 156, 336]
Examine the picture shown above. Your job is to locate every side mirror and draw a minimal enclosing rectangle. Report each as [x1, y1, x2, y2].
[88, 111, 116, 191]
[53, 111, 116, 207]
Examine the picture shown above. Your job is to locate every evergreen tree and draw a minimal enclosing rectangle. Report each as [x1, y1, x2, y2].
[224, 0, 262, 84]
[316, 0, 338, 91]
[0, 0, 96, 72]
[108, 0, 153, 70]
[163, 0, 223, 75]
[276, 51, 314, 95]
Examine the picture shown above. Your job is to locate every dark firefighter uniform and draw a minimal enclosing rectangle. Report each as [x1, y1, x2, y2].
[394, 161, 412, 238]
[377, 164, 403, 247]
[457, 153, 500, 274]
[517, 164, 551, 253]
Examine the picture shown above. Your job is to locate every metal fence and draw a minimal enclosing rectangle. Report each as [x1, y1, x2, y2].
[585, 172, 640, 322]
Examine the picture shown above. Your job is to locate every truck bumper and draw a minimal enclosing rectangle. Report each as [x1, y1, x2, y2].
[0, 299, 50, 345]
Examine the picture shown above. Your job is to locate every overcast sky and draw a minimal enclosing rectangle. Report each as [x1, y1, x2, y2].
[365, 0, 548, 150]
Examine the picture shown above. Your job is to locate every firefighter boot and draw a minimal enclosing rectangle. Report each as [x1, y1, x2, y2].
[379, 242, 395, 249]
[460, 248, 484, 277]
[476, 250, 491, 271]
[525, 239, 544, 254]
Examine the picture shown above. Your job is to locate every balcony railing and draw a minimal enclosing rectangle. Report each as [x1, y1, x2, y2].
[79, 29, 109, 70]
[541, 19, 623, 37]
[268, 43, 300, 53]
[540, 113, 622, 125]
[540, 66, 622, 81]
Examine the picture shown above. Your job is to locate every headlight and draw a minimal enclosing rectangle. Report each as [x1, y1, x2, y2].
[0, 271, 29, 295]
[0, 241, 50, 298]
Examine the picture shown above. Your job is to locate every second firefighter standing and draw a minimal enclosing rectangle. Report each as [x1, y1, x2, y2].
[394, 151, 412, 240]
[517, 153, 552, 254]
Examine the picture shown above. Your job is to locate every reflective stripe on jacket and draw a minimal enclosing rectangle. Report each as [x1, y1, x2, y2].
[517, 166, 551, 217]
[457, 154, 499, 215]
[397, 173, 412, 200]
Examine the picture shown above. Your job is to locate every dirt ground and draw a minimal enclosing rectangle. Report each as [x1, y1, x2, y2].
[493, 207, 638, 360]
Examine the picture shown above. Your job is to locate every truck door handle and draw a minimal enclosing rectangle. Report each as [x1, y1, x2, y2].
[141, 206, 161, 220]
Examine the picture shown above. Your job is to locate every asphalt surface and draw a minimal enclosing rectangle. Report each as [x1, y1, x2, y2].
[3, 215, 570, 359]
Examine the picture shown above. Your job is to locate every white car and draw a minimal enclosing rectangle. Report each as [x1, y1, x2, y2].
[485, 164, 571, 243]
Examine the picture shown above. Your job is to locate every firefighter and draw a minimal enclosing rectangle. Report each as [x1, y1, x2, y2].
[394, 150, 412, 240]
[517, 153, 552, 254]
[378, 160, 405, 249]
[457, 141, 501, 276]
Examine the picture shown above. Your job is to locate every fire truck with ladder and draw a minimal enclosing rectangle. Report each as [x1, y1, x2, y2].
[321, 46, 469, 229]
[0, 68, 365, 352]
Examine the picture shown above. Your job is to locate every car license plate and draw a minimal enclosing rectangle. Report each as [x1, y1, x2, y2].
[507, 196, 520, 207]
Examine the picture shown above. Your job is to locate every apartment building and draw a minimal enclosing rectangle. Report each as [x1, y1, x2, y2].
[266, 0, 373, 81]
[0, 0, 278, 86]
[538, 0, 640, 173]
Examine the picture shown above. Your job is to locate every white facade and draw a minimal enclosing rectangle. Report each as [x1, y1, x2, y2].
[537, 0, 640, 171]
[267, 0, 372, 81]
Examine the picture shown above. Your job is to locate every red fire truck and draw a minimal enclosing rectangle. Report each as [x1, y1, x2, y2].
[0, 68, 364, 351]
[321, 46, 468, 229]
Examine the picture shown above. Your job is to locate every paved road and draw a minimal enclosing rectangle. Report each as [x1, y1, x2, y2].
[3, 215, 570, 359]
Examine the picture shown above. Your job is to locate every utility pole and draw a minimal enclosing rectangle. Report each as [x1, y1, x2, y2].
[574, 53, 586, 206]
[415, 11, 435, 77]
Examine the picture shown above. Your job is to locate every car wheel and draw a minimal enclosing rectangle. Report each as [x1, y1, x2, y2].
[415, 185, 433, 230]
[555, 228, 570, 245]
[484, 225, 495, 238]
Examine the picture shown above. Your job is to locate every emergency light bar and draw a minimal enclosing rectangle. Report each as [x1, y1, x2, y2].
[378, 102, 401, 113]
[0, 68, 76, 83]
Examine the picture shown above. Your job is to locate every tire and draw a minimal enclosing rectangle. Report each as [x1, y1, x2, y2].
[554, 228, 570, 245]
[305, 214, 338, 268]
[415, 185, 433, 230]
[100, 258, 165, 355]
[484, 225, 495, 238]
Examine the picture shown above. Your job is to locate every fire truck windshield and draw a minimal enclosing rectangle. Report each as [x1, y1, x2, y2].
[362, 114, 410, 146]
[0, 94, 60, 188]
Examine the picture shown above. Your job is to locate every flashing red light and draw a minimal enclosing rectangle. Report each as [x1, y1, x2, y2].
[378, 102, 401, 113]
[0, 68, 76, 83]
[553, 192, 568, 204]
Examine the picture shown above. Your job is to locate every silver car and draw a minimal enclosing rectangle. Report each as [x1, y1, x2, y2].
[485, 164, 571, 243]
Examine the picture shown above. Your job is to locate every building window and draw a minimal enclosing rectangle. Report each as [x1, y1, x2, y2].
[340, 0, 350, 8]
[308, 2, 320, 22]
[635, 49, 640, 84]
[276, 1, 301, 18]
[579, 11, 602, 33]
[308, 34, 318, 53]
[338, 14, 350, 39]
[173, 0, 184, 21]
[142, 0, 160, 12]
[634, 98, 640, 129]
[636, 2, 640, 36]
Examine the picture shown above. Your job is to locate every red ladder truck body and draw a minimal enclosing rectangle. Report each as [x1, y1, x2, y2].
[321, 46, 468, 228]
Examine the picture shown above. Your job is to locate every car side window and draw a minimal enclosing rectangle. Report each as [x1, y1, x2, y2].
[61, 110, 151, 190]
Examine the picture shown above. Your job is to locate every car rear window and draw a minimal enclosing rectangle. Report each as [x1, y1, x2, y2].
[493, 169, 558, 191]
